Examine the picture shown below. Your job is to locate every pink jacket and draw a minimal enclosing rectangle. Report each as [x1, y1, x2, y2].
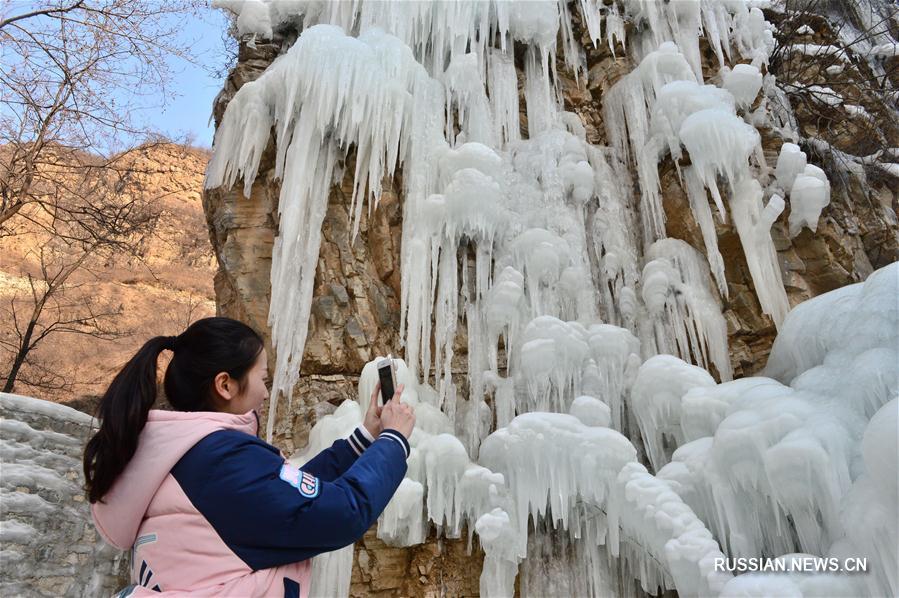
[91, 406, 409, 598]
[91, 410, 312, 597]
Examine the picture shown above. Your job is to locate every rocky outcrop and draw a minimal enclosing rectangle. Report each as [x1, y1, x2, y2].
[0, 393, 128, 597]
[350, 529, 483, 598]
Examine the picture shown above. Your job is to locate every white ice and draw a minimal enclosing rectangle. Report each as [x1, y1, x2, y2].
[788, 165, 831, 237]
[721, 64, 763, 109]
[630, 354, 716, 471]
[775, 142, 807, 192]
[659, 264, 897, 597]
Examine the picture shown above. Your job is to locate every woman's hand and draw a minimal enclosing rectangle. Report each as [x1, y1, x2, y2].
[380, 383, 415, 440]
[363, 383, 384, 438]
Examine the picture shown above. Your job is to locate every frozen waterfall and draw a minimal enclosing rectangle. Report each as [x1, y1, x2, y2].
[206, 1, 897, 596]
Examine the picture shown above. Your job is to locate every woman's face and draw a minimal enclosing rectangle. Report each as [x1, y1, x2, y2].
[217, 349, 270, 415]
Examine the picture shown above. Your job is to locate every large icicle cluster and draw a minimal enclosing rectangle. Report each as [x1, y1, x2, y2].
[206, 24, 436, 439]
[656, 263, 898, 597]
[640, 239, 732, 381]
[608, 462, 732, 596]
[604, 24, 791, 327]
[207, 1, 897, 597]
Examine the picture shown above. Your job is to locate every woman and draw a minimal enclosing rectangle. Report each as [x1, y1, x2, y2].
[83, 317, 415, 597]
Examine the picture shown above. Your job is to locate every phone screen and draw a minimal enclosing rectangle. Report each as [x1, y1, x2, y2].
[377, 361, 395, 405]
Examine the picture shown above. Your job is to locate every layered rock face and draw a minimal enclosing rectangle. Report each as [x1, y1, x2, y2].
[203, 4, 897, 595]
[0, 393, 128, 597]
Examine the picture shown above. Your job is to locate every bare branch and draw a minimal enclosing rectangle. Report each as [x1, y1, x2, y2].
[0, 1, 86, 30]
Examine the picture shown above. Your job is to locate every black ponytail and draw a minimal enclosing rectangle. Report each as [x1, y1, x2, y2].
[83, 317, 264, 503]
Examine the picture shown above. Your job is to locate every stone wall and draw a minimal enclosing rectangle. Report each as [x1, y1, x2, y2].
[0, 393, 128, 597]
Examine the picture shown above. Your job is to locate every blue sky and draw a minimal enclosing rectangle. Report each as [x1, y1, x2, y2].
[149, 8, 233, 148]
[1, 2, 233, 150]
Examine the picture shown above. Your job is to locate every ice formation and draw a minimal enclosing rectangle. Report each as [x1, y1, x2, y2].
[630, 355, 716, 471]
[288, 399, 364, 598]
[775, 142, 807, 190]
[641, 239, 732, 381]
[207, 1, 898, 596]
[604, 34, 790, 326]
[660, 264, 898, 596]
[772, 142, 833, 237]
[721, 64, 763, 110]
[608, 462, 732, 596]
[205, 23, 438, 440]
[787, 166, 831, 237]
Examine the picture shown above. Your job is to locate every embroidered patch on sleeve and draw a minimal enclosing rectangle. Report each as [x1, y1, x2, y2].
[279, 463, 320, 499]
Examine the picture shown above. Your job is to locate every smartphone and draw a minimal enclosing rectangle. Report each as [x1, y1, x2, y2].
[377, 356, 396, 405]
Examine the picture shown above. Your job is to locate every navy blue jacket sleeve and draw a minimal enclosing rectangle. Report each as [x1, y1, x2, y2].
[301, 426, 375, 482]
[171, 428, 410, 571]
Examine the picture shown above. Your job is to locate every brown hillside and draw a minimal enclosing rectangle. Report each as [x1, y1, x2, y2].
[0, 143, 216, 412]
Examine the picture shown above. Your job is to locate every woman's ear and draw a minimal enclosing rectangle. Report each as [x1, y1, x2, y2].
[213, 371, 235, 401]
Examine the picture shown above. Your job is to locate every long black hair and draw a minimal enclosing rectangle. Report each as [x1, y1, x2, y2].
[83, 316, 264, 503]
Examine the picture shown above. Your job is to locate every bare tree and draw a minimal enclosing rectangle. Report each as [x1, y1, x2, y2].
[174, 291, 205, 331]
[1, 245, 127, 393]
[0, 1, 206, 394]
[768, 0, 899, 163]
[0, 0, 204, 228]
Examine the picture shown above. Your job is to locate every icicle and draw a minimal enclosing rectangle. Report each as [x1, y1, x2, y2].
[479, 411, 638, 550]
[605, 2, 626, 55]
[523, 46, 558, 137]
[583, 324, 641, 431]
[519, 316, 589, 413]
[487, 49, 521, 147]
[759, 194, 785, 231]
[444, 53, 495, 146]
[608, 462, 732, 596]
[377, 478, 426, 545]
[641, 239, 733, 381]
[679, 108, 760, 201]
[308, 547, 354, 598]
[578, 0, 603, 47]
[476, 508, 519, 597]
[683, 166, 728, 296]
[721, 64, 763, 110]
[630, 354, 716, 471]
[729, 178, 790, 327]
[788, 165, 831, 237]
